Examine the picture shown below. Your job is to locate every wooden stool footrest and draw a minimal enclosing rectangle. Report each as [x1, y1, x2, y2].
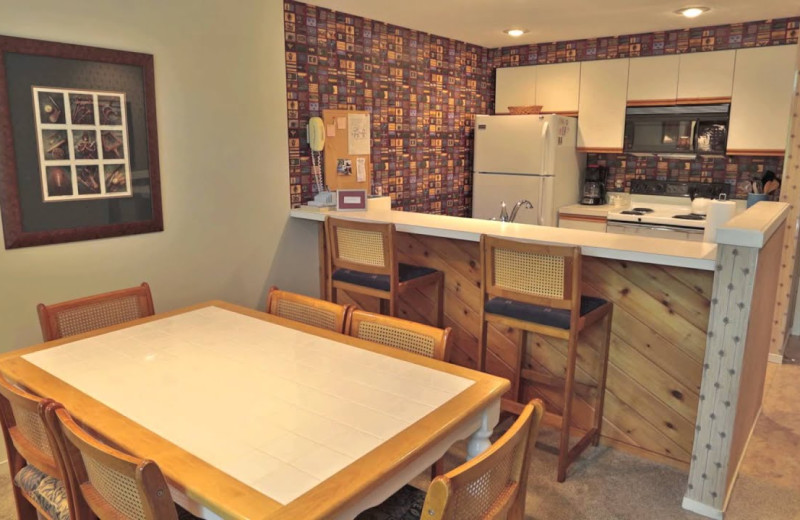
[567, 427, 599, 465]
[520, 369, 598, 398]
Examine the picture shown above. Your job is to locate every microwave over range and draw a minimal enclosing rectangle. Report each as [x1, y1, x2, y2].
[623, 103, 729, 156]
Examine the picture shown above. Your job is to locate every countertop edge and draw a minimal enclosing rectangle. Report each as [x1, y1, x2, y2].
[716, 202, 790, 248]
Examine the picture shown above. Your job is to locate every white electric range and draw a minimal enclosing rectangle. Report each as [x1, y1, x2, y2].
[606, 202, 706, 241]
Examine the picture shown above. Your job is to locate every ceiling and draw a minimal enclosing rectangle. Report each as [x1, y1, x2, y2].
[305, 0, 800, 48]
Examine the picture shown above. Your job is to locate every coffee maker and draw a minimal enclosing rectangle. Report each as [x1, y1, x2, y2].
[581, 165, 608, 205]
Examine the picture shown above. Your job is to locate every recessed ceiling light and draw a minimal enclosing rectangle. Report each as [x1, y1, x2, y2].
[676, 6, 710, 18]
[505, 29, 528, 37]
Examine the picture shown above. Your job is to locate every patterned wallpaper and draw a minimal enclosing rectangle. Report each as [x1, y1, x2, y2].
[284, 1, 491, 215]
[284, 3, 799, 210]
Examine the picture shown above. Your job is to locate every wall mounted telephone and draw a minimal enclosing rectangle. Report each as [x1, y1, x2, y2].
[306, 117, 335, 207]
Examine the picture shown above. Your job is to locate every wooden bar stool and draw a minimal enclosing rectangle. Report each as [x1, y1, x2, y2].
[325, 216, 444, 327]
[477, 235, 613, 482]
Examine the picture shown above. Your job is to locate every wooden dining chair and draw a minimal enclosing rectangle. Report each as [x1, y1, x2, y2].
[37, 282, 155, 341]
[357, 399, 545, 520]
[478, 235, 613, 482]
[347, 309, 452, 362]
[43, 402, 195, 520]
[266, 286, 352, 333]
[0, 376, 73, 520]
[325, 216, 445, 327]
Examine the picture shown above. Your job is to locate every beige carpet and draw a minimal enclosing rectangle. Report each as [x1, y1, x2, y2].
[0, 362, 797, 519]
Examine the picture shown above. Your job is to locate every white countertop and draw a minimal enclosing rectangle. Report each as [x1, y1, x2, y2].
[291, 207, 718, 270]
[716, 201, 790, 247]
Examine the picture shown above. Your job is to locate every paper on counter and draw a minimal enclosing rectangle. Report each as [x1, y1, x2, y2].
[356, 157, 366, 182]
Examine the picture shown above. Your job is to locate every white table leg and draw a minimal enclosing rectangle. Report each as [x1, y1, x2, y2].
[466, 408, 493, 460]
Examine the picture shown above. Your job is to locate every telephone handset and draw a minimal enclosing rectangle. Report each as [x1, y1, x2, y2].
[307, 117, 335, 206]
[307, 116, 325, 151]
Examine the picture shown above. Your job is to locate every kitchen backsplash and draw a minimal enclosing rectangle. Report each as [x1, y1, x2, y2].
[589, 153, 784, 199]
[284, 2, 798, 212]
[284, 1, 491, 215]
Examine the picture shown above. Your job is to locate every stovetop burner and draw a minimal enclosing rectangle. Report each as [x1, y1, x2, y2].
[673, 213, 706, 221]
[631, 207, 655, 213]
[621, 210, 644, 215]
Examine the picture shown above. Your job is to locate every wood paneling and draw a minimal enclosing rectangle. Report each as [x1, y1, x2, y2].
[328, 232, 713, 465]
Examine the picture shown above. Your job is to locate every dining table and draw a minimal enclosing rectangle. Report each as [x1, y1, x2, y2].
[0, 300, 510, 519]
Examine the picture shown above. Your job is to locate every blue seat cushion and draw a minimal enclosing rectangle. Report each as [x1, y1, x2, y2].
[14, 465, 70, 520]
[332, 263, 437, 291]
[485, 295, 607, 330]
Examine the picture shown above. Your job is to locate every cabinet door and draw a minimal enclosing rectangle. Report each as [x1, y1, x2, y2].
[534, 62, 581, 113]
[558, 215, 607, 232]
[728, 45, 797, 155]
[495, 66, 536, 114]
[577, 58, 629, 152]
[677, 50, 735, 102]
[627, 55, 680, 104]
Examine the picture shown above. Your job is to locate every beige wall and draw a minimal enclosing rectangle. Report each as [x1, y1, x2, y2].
[0, 0, 320, 353]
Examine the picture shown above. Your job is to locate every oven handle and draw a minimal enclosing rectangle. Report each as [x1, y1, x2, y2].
[608, 221, 704, 233]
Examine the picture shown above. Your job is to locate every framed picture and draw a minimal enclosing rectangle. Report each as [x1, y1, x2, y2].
[336, 189, 367, 211]
[0, 35, 162, 249]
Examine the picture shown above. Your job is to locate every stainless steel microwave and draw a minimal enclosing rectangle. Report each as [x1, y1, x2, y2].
[623, 104, 729, 156]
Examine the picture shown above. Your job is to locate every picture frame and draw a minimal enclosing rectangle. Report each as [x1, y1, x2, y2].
[0, 35, 163, 249]
[336, 189, 367, 211]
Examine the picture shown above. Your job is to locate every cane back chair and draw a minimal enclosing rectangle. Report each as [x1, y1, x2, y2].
[266, 286, 352, 333]
[347, 309, 452, 363]
[44, 402, 193, 520]
[37, 283, 155, 341]
[478, 235, 613, 482]
[0, 376, 73, 520]
[325, 217, 444, 327]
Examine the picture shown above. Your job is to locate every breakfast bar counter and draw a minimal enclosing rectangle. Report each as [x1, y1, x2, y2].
[291, 201, 788, 519]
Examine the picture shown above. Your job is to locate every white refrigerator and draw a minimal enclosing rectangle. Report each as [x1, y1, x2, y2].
[472, 114, 582, 226]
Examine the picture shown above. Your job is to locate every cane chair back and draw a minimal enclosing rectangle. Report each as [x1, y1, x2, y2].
[37, 283, 155, 341]
[482, 236, 580, 311]
[421, 399, 545, 520]
[45, 403, 179, 520]
[326, 217, 394, 275]
[266, 287, 351, 333]
[348, 310, 451, 362]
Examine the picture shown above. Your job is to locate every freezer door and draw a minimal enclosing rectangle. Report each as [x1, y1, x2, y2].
[472, 172, 543, 225]
[474, 115, 546, 174]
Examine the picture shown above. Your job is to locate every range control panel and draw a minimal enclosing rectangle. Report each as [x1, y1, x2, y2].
[629, 180, 730, 199]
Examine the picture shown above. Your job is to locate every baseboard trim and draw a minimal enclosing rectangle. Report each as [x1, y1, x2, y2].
[682, 496, 724, 519]
[768, 353, 784, 364]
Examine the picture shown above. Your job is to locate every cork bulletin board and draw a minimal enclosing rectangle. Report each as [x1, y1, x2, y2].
[321, 109, 371, 192]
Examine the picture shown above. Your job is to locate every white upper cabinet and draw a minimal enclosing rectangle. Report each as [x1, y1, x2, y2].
[627, 55, 680, 103]
[677, 50, 735, 101]
[494, 62, 580, 113]
[577, 58, 630, 151]
[495, 66, 536, 114]
[728, 45, 797, 154]
[534, 62, 581, 113]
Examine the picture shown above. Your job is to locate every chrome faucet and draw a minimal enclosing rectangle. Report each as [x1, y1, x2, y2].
[497, 199, 534, 222]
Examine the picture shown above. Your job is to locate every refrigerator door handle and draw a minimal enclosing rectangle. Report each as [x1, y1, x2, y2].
[540, 121, 550, 175]
[537, 178, 544, 225]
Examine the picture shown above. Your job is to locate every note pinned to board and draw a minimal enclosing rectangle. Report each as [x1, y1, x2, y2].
[347, 113, 371, 155]
[336, 117, 347, 129]
[326, 123, 336, 137]
[356, 157, 366, 182]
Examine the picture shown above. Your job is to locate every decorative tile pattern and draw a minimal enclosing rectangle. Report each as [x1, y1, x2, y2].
[284, 1, 492, 215]
[685, 244, 757, 510]
[489, 18, 799, 67]
[590, 153, 785, 200]
[284, 3, 798, 211]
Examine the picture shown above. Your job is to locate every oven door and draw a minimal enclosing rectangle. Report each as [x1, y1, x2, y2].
[607, 221, 704, 241]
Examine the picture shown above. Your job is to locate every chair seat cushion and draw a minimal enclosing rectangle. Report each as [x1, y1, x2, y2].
[14, 465, 70, 520]
[332, 263, 437, 291]
[355, 484, 426, 520]
[485, 295, 607, 329]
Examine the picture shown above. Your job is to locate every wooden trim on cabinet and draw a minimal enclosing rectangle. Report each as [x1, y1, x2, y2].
[559, 214, 608, 223]
[726, 149, 786, 157]
[554, 111, 579, 117]
[676, 97, 732, 105]
[626, 99, 678, 107]
[576, 147, 623, 154]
